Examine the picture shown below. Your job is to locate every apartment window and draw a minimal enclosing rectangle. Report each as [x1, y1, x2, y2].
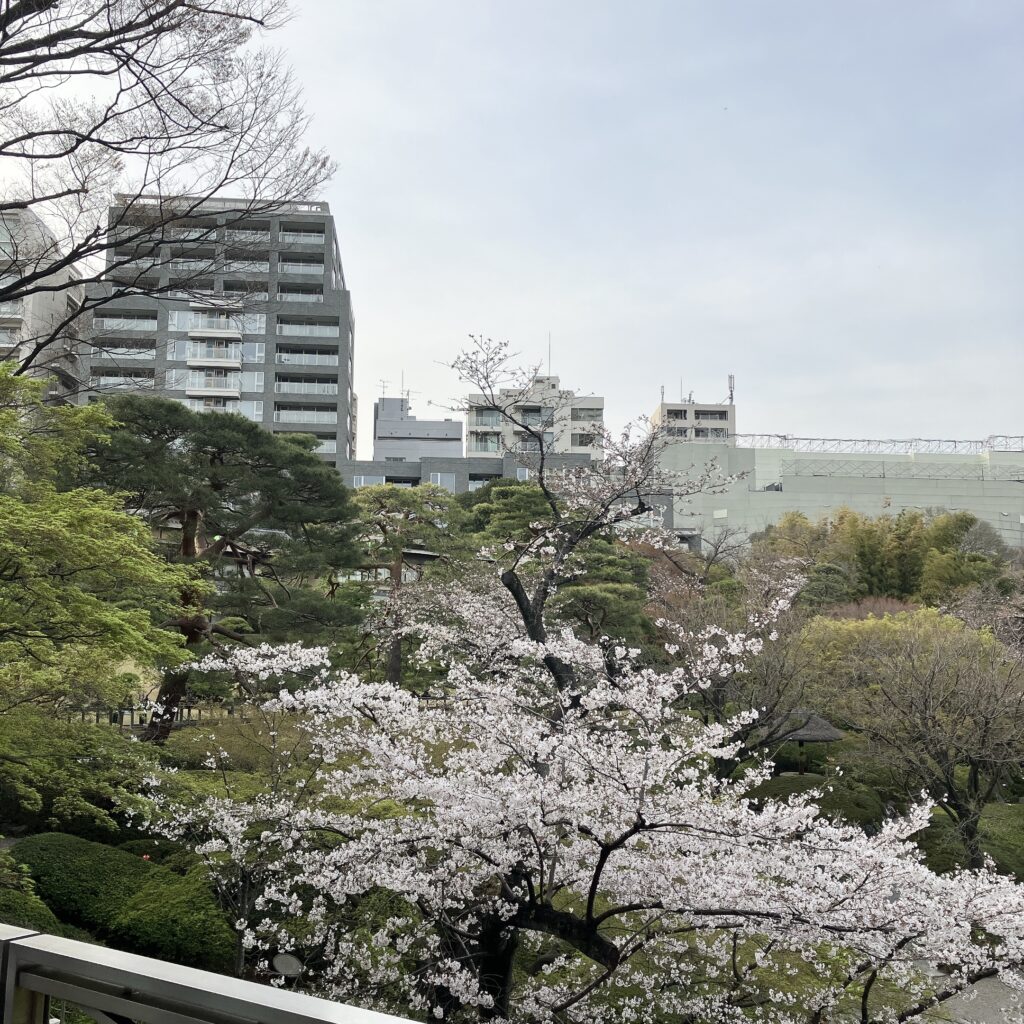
[693, 427, 728, 438]
[571, 407, 602, 421]
[277, 288, 324, 303]
[666, 409, 687, 421]
[353, 475, 385, 488]
[571, 433, 596, 447]
[516, 468, 530, 482]
[429, 472, 457, 492]
[315, 438, 337, 454]
[473, 409, 502, 427]
[695, 410, 728, 421]
[469, 433, 500, 453]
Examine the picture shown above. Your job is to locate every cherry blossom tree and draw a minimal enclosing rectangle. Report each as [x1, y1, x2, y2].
[140, 344, 1024, 1020]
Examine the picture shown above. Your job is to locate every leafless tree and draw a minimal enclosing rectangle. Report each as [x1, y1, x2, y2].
[825, 613, 1024, 869]
[0, 0, 333, 378]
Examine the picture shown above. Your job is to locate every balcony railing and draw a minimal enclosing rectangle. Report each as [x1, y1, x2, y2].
[275, 380, 339, 395]
[0, 924, 412, 1024]
[90, 377, 155, 389]
[279, 231, 325, 244]
[277, 291, 324, 302]
[87, 346, 156, 360]
[274, 409, 338, 424]
[276, 323, 339, 337]
[275, 351, 339, 366]
[278, 262, 324, 275]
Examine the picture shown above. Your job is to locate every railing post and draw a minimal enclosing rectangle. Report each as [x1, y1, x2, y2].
[0, 927, 43, 1024]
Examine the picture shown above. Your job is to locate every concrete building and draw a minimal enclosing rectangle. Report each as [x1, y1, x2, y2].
[337, 452, 594, 494]
[466, 375, 604, 461]
[0, 208, 83, 399]
[80, 197, 355, 464]
[653, 399, 1024, 549]
[372, 396, 462, 461]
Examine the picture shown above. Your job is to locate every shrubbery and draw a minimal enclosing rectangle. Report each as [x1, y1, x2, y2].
[14, 833, 234, 971]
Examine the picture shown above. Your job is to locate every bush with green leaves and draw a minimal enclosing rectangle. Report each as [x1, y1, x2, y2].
[14, 833, 233, 971]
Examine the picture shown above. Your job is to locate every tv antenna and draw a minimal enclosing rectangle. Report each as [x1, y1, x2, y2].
[728, 373, 735, 403]
[377, 378, 390, 397]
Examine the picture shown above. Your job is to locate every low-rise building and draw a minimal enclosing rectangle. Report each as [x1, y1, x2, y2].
[337, 452, 594, 494]
[372, 396, 462, 461]
[654, 400, 1024, 549]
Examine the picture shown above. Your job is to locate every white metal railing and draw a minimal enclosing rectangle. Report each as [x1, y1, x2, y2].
[278, 262, 324, 275]
[279, 231, 325, 244]
[87, 346, 156, 360]
[0, 300, 23, 315]
[92, 317, 156, 331]
[717, 434, 1024, 455]
[275, 380, 339, 395]
[276, 323, 339, 337]
[224, 229, 271, 242]
[278, 291, 324, 302]
[316, 439, 338, 453]
[274, 409, 338, 424]
[90, 377, 155, 389]
[0, 925, 412, 1024]
[222, 260, 270, 273]
[275, 351, 339, 366]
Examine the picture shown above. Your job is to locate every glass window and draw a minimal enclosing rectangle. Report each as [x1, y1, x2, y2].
[571, 407, 603, 421]
[516, 468, 530, 482]
[353, 475, 386, 488]
[429, 472, 457, 492]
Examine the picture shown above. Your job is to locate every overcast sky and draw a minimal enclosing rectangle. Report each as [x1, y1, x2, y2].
[277, 1, 1023, 454]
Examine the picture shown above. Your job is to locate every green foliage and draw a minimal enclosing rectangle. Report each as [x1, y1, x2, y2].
[14, 833, 234, 971]
[0, 487, 192, 706]
[84, 394, 363, 642]
[917, 804, 1024, 880]
[753, 507, 1013, 609]
[0, 718, 161, 842]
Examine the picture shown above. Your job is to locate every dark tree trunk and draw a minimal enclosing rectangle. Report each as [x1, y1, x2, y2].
[140, 668, 189, 743]
[476, 922, 519, 1020]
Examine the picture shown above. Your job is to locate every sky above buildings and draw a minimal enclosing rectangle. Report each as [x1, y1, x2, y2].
[279, 1, 1023, 453]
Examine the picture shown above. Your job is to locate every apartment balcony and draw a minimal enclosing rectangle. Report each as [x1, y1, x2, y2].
[185, 383, 242, 398]
[273, 409, 338, 425]
[0, 301, 23, 318]
[187, 331, 242, 346]
[185, 355, 242, 370]
[274, 351, 339, 367]
[278, 261, 324, 275]
[90, 377, 156, 390]
[274, 380, 339, 395]
[278, 230, 326, 244]
[89, 346, 157, 361]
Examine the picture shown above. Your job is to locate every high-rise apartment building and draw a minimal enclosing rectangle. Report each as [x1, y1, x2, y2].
[372, 396, 462, 461]
[0, 208, 83, 399]
[81, 197, 355, 463]
[465, 375, 604, 460]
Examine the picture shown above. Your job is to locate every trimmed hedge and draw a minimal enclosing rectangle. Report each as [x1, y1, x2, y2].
[0, 886, 63, 932]
[14, 833, 234, 972]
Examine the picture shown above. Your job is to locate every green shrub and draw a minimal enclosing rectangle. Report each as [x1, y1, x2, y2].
[14, 833, 234, 972]
[0, 886, 63, 931]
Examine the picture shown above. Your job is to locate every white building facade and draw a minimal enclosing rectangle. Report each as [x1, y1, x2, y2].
[466, 375, 604, 460]
[653, 399, 1024, 549]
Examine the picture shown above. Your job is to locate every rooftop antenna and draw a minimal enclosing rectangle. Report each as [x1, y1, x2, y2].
[680, 377, 683, 403]
[660, 385, 665, 403]
[377, 378, 390, 397]
[547, 331, 552, 377]
[728, 373, 735, 404]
